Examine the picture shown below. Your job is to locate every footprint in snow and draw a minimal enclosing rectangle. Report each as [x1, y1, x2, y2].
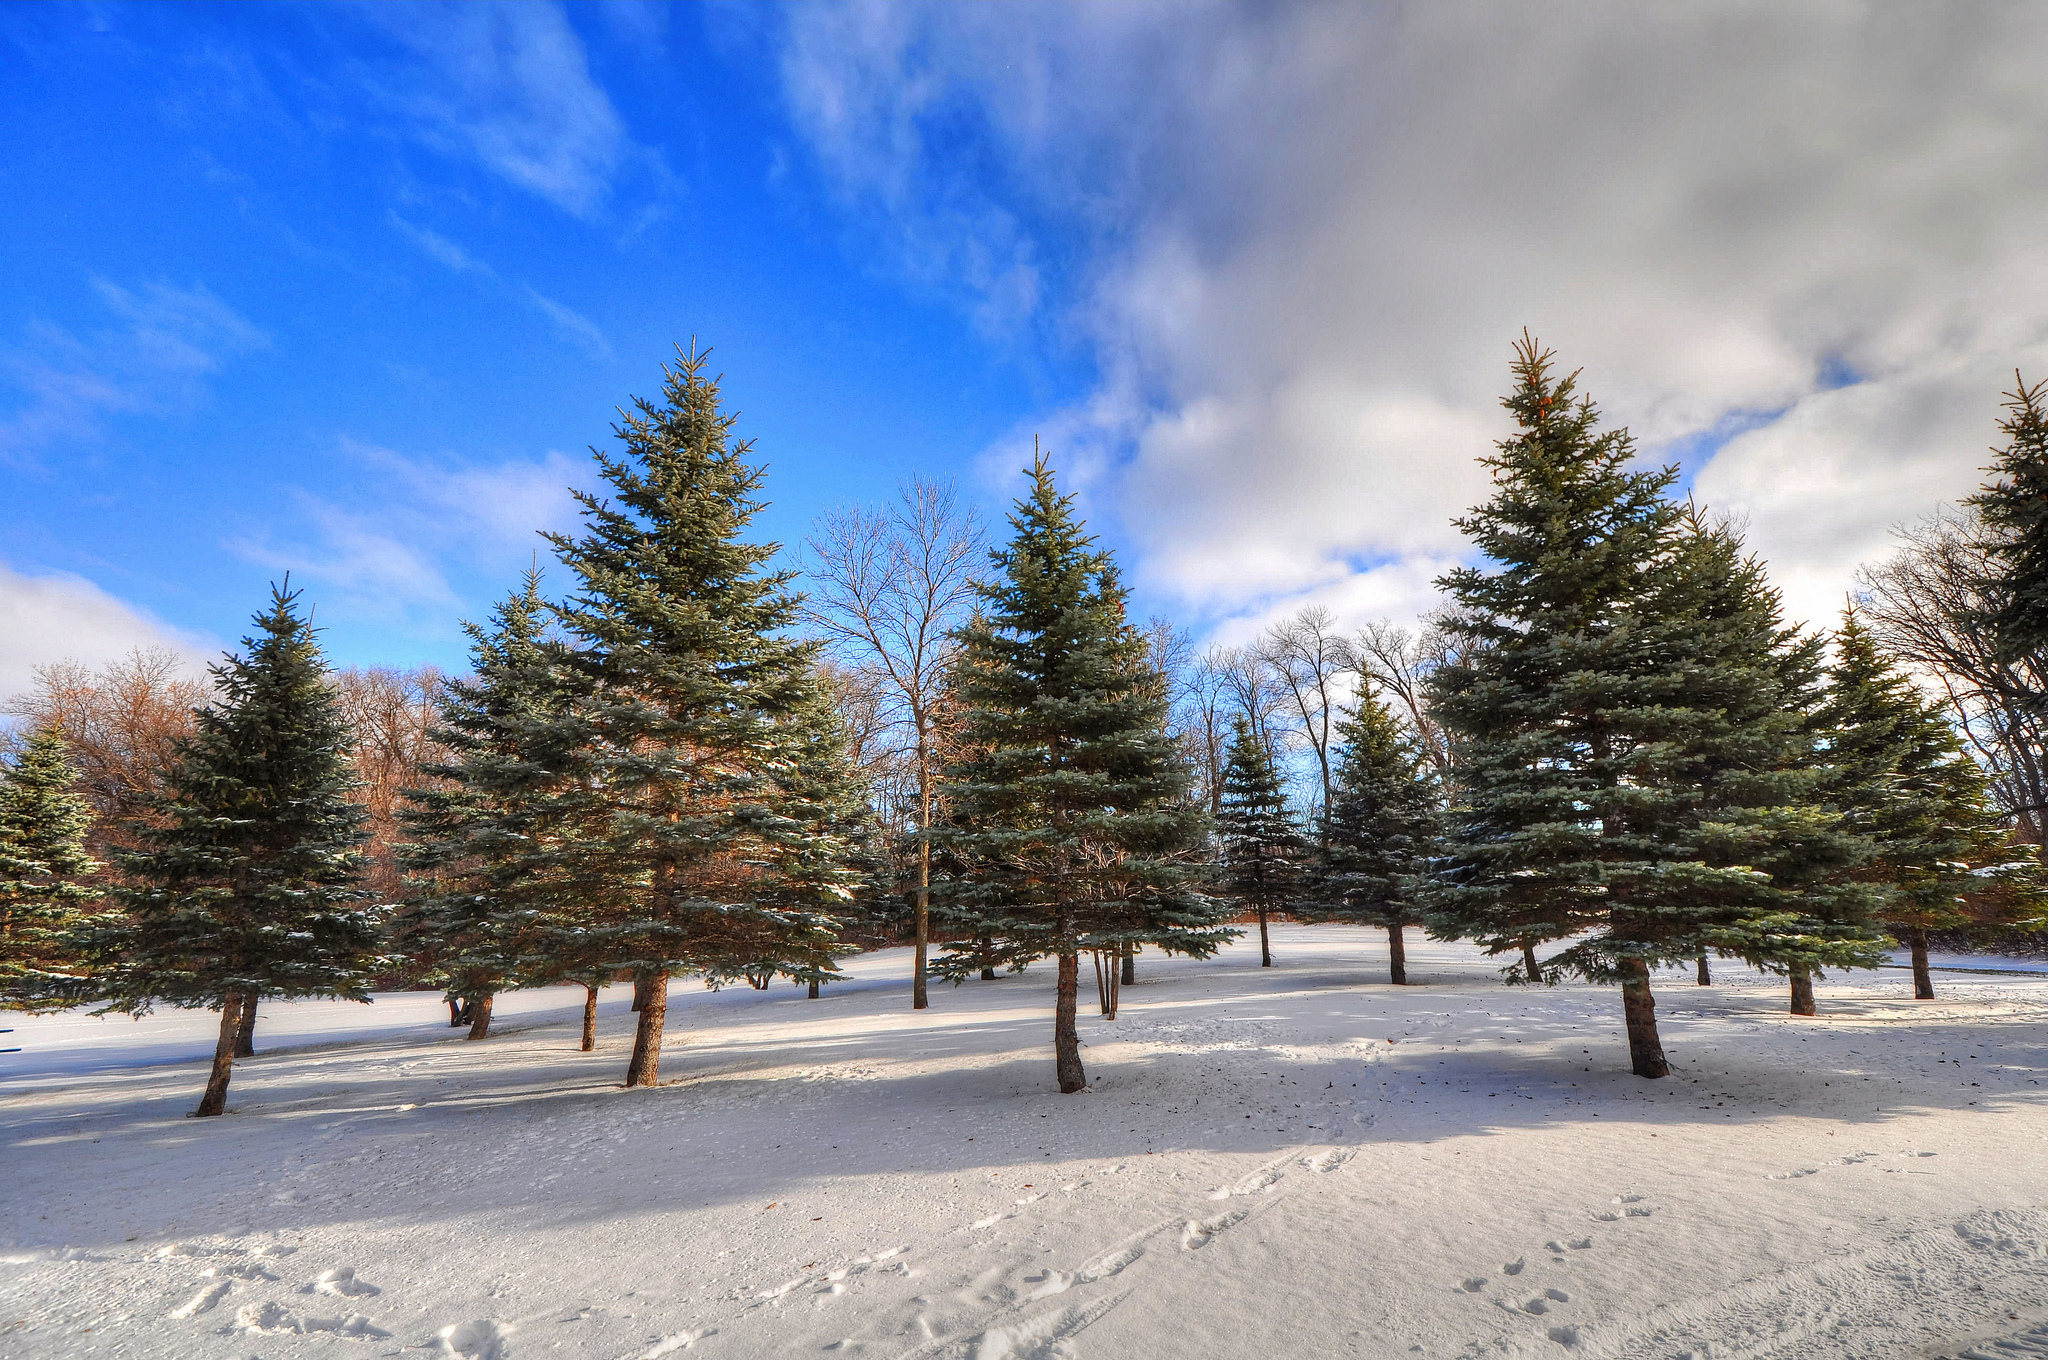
[170, 1280, 230, 1319]
[1181, 1206, 1250, 1250]
[1302, 1147, 1356, 1174]
[1503, 1257, 1524, 1275]
[440, 1318, 513, 1359]
[1208, 1161, 1288, 1200]
[640, 1329, 708, 1357]
[307, 1265, 379, 1297]
[1460, 1278, 1488, 1293]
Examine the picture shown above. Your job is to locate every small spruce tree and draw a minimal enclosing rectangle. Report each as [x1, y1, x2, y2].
[1306, 692, 1438, 984]
[1966, 375, 2048, 693]
[1216, 717, 1307, 969]
[935, 453, 1229, 1093]
[104, 587, 376, 1116]
[0, 726, 101, 1010]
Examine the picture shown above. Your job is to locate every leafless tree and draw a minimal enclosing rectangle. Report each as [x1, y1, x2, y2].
[1858, 508, 2048, 847]
[330, 666, 450, 903]
[806, 476, 984, 1009]
[1354, 614, 1458, 772]
[1181, 647, 1239, 819]
[1260, 606, 1355, 826]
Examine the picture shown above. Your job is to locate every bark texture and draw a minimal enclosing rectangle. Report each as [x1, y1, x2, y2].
[233, 995, 258, 1058]
[625, 968, 669, 1087]
[1257, 906, 1272, 967]
[1388, 925, 1408, 986]
[1620, 959, 1668, 1078]
[1522, 942, 1542, 982]
[465, 993, 493, 1040]
[1120, 945, 1135, 987]
[1790, 968, 1817, 1016]
[581, 984, 598, 1052]
[1054, 952, 1085, 1093]
[1696, 955, 1712, 986]
[194, 993, 243, 1117]
[1908, 929, 1936, 999]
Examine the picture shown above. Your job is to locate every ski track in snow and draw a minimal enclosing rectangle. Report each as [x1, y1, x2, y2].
[5, 928, 2048, 1358]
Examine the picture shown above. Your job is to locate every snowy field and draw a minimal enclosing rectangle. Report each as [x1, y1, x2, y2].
[4, 925, 2048, 1360]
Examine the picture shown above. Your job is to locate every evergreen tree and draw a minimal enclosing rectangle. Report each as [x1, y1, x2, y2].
[0, 726, 100, 1010]
[1966, 375, 2048, 693]
[1818, 605, 2044, 998]
[1427, 339, 1878, 1075]
[545, 344, 863, 1088]
[400, 571, 586, 1041]
[1216, 717, 1306, 969]
[1305, 691, 1438, 984]
[935, 453, 1230, 1093]
[103, 587, 375, 1116]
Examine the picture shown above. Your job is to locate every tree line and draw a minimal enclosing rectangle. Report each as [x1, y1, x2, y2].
[2, 338, 2044, 1111]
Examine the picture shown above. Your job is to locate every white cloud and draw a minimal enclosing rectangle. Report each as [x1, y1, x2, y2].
[520, 285, 613, 360]
[355, 2, 632, 219]
[229, 441, 583, 634]
[774, 3, 2048, 630]
[0, 562, 217, 703]
[0, 279, 265, 466]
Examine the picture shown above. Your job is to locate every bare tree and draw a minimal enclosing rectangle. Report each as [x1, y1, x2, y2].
[1355, 615, 1458, 772]
[1215, 643, 1286, 759]
[1181, 647, 1238, 819]
[806, 476, 984, 1010]
[1261, 606, 1355, 826]
[1859, 508, 2048, 847]
[330, 666, 450, 904]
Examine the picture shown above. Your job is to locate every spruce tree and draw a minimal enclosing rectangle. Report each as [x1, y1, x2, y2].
[105, 587, 375, 1116]
[1428, 339, 1865, 1075]
[1216, 717, 1306, 969]
[0, 726, 100, 1010]
[400, 571, 585, 1041]
[1306, 691, 1438, 984]
[1818, 605, 2043, 998]
[935, 453, 1229, 1093]
[1966, 375, 2048, 692]
[545, 345, 863, 1088]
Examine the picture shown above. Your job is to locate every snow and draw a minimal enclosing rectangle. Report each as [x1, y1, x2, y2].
[4, 925, 2048, 1359]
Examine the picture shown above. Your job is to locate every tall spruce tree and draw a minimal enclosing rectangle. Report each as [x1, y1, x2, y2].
[1305, 691, 1438, 984]
[1819, 605, 2043, 999]
[1428, 339, 1872, 1076]
[1216, 717, 1306, 968]
[0, 726, 100, 1010]
[935, 453, 1229, 1093]
[1966, 375, 2048, 694]
[105, 587, 375, 1116]
[400, 571, 586, 1041]
[545, 345, 863, 1088]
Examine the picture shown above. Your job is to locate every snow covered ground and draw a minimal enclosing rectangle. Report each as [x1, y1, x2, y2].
[4, 925, 2048, 1360]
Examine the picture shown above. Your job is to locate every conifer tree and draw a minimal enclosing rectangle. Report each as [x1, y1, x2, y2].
[1819, 605, 2043, 998]
[1306, 691, 1438, 984]
[935, 453, 1229, 1093]
[1216, 717, 1306, 968]
[1967, 375, 2048, 693]
[545, 345, 863, 1088]
[1428, 339, 1877, 1074]
[104, 587, 375, 1116]
[401, 571, 585, 1041]
[0, 726, 100, 1009]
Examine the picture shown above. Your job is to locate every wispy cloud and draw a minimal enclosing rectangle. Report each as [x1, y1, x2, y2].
[0, 279, 265, 467]
[520, 285, 612, 360]
[387, 211, 495, 275]
[0, 560, 219, 702]
[353, 2, 633, 220]
[386, 212, 612, 360]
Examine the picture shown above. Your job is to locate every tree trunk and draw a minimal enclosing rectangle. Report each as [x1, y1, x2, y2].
[194, 993, 243, 1117]
[914, 778, 931, 1010]
[981, 966, 997, 981]
[1908, 928, 1935, 1000]
[1789, 968, 1816, 1016]
[581, 984, 598, 1052]
[1696, 955, 1712, 986]
[465, 994, 493, 1041]
[1522, 942, 1541, 982]
[808, 977, 820, 999]
[1120, 944, 1135, 986]
[234, 995, 258, 1058]
[1619, 959, 1668, 1079]
[1258, 904, 1272, 967]
[625, 968, 669, 1088]
[1054, 952, 1086, 1093]
[448, 997, 466, 1027]
[1388, 925, 1408, 986]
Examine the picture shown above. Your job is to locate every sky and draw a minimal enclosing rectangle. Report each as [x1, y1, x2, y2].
[4, 2, 2047, 696]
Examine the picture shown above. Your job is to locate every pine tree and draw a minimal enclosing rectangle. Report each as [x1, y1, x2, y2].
[1216, 717, 1306, 969]
[1428, 339, 1869, 1075]
[1966, 375, 2048, 692]
[1818, 605, 2044, 999]
[545, 344, 864, 1088]
[103, 586, 375, 1116]
[935, 453, 1230, 1093]
[400, 571, 585, 1041]
[1306, 692, 1438, 984]
[0, 726, 101, 1010]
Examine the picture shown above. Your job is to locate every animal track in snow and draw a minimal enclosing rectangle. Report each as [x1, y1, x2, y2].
[1460, 1278, 1488, 1293]
[1547, 1323, 1581, 1346]
[641, 1330, 707, 1357]
[206, 1261, 277, 1281]
[1504, 1257, 1525, 1275]
[1076, 1243, 1145, 1283]
[1302, 1147, 1356, 1174]
[169, 1280, 230, 1318]
[1181, 1206, 1251, 1250]
[1544, 1239, 1593, 1254]
[1208, 1158, 1289, 1200]
[440, 1317, 513, 1358]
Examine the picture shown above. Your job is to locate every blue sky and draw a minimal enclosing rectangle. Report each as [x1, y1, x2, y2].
[6, 3, 2048, 691]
